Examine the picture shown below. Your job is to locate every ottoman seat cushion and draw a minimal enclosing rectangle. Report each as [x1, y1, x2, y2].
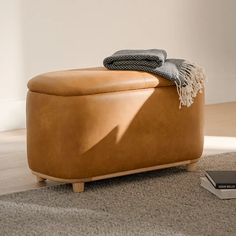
[27, 67, 174, 96]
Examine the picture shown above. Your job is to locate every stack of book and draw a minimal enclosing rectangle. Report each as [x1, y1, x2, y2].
[201, 171, 236, 199]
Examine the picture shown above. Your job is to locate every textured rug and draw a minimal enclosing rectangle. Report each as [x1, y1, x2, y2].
[0, 153, 236, 236]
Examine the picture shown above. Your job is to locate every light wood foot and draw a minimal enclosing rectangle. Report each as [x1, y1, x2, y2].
[186, 162, 198, 172]
[72, 182, 84, 193]
[36, 176, 46, 182]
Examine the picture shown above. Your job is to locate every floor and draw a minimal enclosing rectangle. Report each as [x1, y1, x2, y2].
[204, 102, 236, 154]
[0, 102, 236, 195]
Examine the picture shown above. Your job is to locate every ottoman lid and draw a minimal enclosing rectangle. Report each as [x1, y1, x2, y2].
[27, 67, 174, 96]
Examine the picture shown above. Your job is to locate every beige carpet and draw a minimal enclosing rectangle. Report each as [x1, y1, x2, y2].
[0, 152, 236, 236]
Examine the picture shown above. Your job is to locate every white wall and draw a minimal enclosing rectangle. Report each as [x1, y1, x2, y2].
[1, 0, 236, 131]
[0, 1, 26, 131]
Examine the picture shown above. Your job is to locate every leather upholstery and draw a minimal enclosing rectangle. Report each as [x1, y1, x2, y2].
[27, 67, 174, 96]
[27, 67, 204, 180]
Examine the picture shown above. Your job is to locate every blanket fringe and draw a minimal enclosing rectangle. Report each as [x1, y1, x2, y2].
[174, 61, 205, 109]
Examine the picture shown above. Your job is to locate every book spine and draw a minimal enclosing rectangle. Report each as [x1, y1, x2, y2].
[216, 184, 236, 189]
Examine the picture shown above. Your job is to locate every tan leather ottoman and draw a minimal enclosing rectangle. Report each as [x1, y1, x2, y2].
[26, 67, 204, 192]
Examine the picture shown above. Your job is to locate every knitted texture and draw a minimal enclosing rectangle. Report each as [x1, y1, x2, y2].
[104, 49, 205, 108]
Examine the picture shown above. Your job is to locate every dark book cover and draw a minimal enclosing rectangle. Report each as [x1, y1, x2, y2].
[205, 171, 236, 189]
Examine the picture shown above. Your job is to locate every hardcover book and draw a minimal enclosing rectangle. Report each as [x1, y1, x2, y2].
[200, 177, 236, 200]
[205, 171, 236, 189]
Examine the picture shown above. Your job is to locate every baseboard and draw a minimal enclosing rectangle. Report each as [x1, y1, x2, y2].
[0, 99, 26, 132]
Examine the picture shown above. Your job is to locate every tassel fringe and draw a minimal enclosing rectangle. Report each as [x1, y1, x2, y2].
[174, 61, 205, 109]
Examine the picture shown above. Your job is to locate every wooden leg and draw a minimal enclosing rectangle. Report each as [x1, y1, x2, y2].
[186, 162, 198, 172]
[72, 182, 85, 193]
[36, 176, 46, 182]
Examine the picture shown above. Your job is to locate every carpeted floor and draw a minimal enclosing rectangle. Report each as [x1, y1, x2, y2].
[0, 152, 236, 236]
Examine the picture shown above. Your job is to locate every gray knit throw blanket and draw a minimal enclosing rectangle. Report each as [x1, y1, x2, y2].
[103, 49, 205, 108]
